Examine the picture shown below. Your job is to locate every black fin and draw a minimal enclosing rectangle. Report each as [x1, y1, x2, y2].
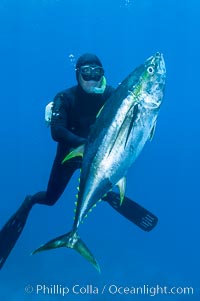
[103, 192, 158, 231]
[0, 196, 33, 270]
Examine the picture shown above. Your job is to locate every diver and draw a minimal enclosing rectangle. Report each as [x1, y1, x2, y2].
[0, 53, 158, 270]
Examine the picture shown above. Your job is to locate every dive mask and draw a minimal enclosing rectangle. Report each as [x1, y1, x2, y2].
[78, 65, 104, 81]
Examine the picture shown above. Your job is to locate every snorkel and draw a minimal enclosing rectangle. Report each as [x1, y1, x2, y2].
[76, 53, 107, 94]
[93, 76, 106, 94]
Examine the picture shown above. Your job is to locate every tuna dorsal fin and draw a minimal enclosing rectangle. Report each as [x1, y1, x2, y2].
[116, 177, 126, 205]
[62, 144, 85, 164]
[149, 120, 157, 141]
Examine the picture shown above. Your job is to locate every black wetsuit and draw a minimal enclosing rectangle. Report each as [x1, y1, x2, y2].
[32, 84, 115, 206]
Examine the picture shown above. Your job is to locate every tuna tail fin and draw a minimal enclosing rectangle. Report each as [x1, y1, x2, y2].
[31, 231, 100, 273]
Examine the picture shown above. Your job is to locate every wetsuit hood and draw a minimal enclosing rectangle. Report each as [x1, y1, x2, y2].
[76, 53, 103, 82]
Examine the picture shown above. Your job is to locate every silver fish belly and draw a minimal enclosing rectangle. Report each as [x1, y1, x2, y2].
[75, 52, 166, 229]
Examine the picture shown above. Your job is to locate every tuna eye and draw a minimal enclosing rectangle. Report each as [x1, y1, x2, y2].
[147, 66, 154, 74]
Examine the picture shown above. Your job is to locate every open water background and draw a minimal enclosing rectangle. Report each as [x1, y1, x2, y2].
[0, 0, 199, 300]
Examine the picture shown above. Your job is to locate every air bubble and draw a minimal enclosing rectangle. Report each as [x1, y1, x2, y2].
[68, 53, 76, 66]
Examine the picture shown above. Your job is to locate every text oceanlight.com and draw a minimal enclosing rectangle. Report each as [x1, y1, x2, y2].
[24, 283, 195, 297]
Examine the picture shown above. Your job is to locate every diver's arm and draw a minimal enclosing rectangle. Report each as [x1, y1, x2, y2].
[51, 125, 86, 147]
[50, 94, 86, 148]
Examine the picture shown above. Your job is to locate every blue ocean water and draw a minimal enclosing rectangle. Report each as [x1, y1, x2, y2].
[0, 0, 199, 300]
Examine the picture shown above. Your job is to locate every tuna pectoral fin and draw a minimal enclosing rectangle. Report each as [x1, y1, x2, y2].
[31, 231, 100, 273]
